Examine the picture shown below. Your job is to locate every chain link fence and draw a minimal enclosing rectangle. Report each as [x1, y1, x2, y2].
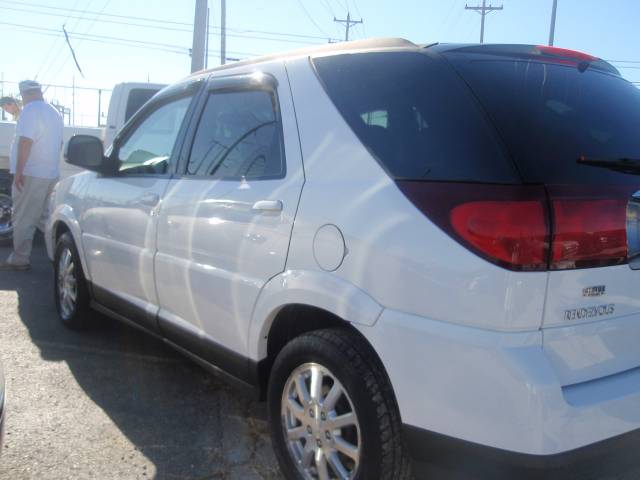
[0, 80, 112, 128]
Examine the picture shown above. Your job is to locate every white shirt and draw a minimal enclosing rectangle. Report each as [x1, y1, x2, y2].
[10, 100, 63, 179]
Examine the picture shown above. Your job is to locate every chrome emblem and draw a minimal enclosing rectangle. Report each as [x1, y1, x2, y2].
[582, 285, 605, 297]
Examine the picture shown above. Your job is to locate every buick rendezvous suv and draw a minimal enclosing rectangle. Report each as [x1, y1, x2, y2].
[47, 38, 640, 479]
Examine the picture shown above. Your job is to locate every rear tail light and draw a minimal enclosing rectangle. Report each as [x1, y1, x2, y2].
[450, 201, 548, 270]
[551, 199, 628, 269]
[397, 182, 636, 272]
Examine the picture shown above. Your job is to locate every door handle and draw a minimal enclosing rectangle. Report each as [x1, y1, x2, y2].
[252, 200, 283, 212]
[139, 192, 160, 206]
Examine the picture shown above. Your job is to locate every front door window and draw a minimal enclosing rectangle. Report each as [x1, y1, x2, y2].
[117, 96, 192, 175]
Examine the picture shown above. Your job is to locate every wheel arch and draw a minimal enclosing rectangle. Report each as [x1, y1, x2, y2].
[250, 270, 387, 399]
[249, 269, 383, 361]
[256, 303, 391, 400]
[49, 207, 91, 282]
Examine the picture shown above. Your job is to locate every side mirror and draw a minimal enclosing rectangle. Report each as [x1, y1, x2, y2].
[65, 135, 113, 174]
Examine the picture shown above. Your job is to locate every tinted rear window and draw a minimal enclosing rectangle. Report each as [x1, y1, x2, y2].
[125, 88, 161, 122]
[445, 53, 640, 184]
[313, 52, 519, 183]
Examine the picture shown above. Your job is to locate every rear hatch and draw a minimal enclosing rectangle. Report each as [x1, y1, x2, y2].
[443, 45, 640, 385]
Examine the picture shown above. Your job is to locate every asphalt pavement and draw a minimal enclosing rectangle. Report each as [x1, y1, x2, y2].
[0, 239, 281, 480]
[1, 240, 640, 480]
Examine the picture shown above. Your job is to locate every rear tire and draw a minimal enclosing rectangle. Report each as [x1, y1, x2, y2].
[268, 328, 412, 480]
[54, 232, 91, 329]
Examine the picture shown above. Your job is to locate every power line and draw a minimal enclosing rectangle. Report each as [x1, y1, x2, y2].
[350, 0, 366, 36]
[34, 0, 81, 80]
[50, 0, 113, 82]
[465, 0, 503, 44]
[334, 0, 348, 10]
[1, 21, 258, 58]
[436, 0, 460, 39]
[445, 1, 468, 39]
[319, 0, 336, 17]
[334, 12, 363, 41]
[0, 0, 334, 43]
[0, 4, 328, 46]
[1, 21, 187, 52]
[295, 0, 330, 37]
[2, 23, 186, 54]
[39, 0, 96, 80]
[5, 24, 257, 63]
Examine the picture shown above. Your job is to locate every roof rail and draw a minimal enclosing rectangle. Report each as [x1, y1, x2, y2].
[188, 37, 418, 78]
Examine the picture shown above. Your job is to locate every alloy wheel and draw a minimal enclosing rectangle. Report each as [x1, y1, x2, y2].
[281, 362, 361, 480]
[57, 247, 77, 320]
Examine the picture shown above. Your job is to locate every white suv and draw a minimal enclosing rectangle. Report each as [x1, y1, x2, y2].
[47, 38, 640, 479]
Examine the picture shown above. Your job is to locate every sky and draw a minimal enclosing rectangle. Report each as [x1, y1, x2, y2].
[1, 0, 639, 125]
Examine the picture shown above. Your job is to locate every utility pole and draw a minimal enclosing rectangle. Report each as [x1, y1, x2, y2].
[333, 12, 363, 42]
[190, 0, 208, 73]
[465, 0, 503, 44]
[97, 89, 102, 127]
[548, 0, 558, 46]
[221, 0, 227, 65]
[205, 6, 210, 69]
[72, 75, 75, 126]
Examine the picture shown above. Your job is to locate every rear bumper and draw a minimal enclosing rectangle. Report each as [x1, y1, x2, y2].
[404, 424, 640, 479]
[357, 308, 640, 457]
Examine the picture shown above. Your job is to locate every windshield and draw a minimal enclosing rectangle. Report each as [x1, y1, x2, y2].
[445, 53, 640, 184]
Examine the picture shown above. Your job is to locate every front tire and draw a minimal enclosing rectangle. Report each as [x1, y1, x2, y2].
[54, 232, 91, 329]
[0, 193, 12, 246]
[268, 328, 412, 480]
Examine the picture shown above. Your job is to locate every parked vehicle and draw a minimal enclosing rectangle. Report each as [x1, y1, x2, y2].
[0, 82, 165, 244]
[46, 38, 640, 478]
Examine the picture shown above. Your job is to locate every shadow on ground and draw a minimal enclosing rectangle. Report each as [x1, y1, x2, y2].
[0, 238, 280, 479]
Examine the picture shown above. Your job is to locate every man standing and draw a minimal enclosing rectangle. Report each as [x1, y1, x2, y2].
[0, 80, 63, 271]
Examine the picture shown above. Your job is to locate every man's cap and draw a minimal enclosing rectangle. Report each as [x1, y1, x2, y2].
[0, 96, 18, 106]
[18, 80, 42, 94]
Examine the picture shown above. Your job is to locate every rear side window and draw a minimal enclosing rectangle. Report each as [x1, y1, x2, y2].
[187, 90, 285, 180]
[313, 52, 518, 183]
[445, 54, 640, 184]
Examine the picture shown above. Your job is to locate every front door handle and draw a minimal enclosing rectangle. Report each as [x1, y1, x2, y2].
[252, 200, 283, 212]
[139, 192, 160, 207]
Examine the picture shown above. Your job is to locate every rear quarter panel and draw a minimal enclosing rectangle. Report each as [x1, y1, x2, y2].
[283, 55, 548, 332]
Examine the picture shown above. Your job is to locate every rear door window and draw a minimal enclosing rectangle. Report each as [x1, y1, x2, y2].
[186, 89, 285, 180]
[445, 53, 640, 184]
[313, 52, 519, 183]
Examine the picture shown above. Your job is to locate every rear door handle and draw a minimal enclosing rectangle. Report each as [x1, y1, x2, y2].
[252, 200, 283, 212]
